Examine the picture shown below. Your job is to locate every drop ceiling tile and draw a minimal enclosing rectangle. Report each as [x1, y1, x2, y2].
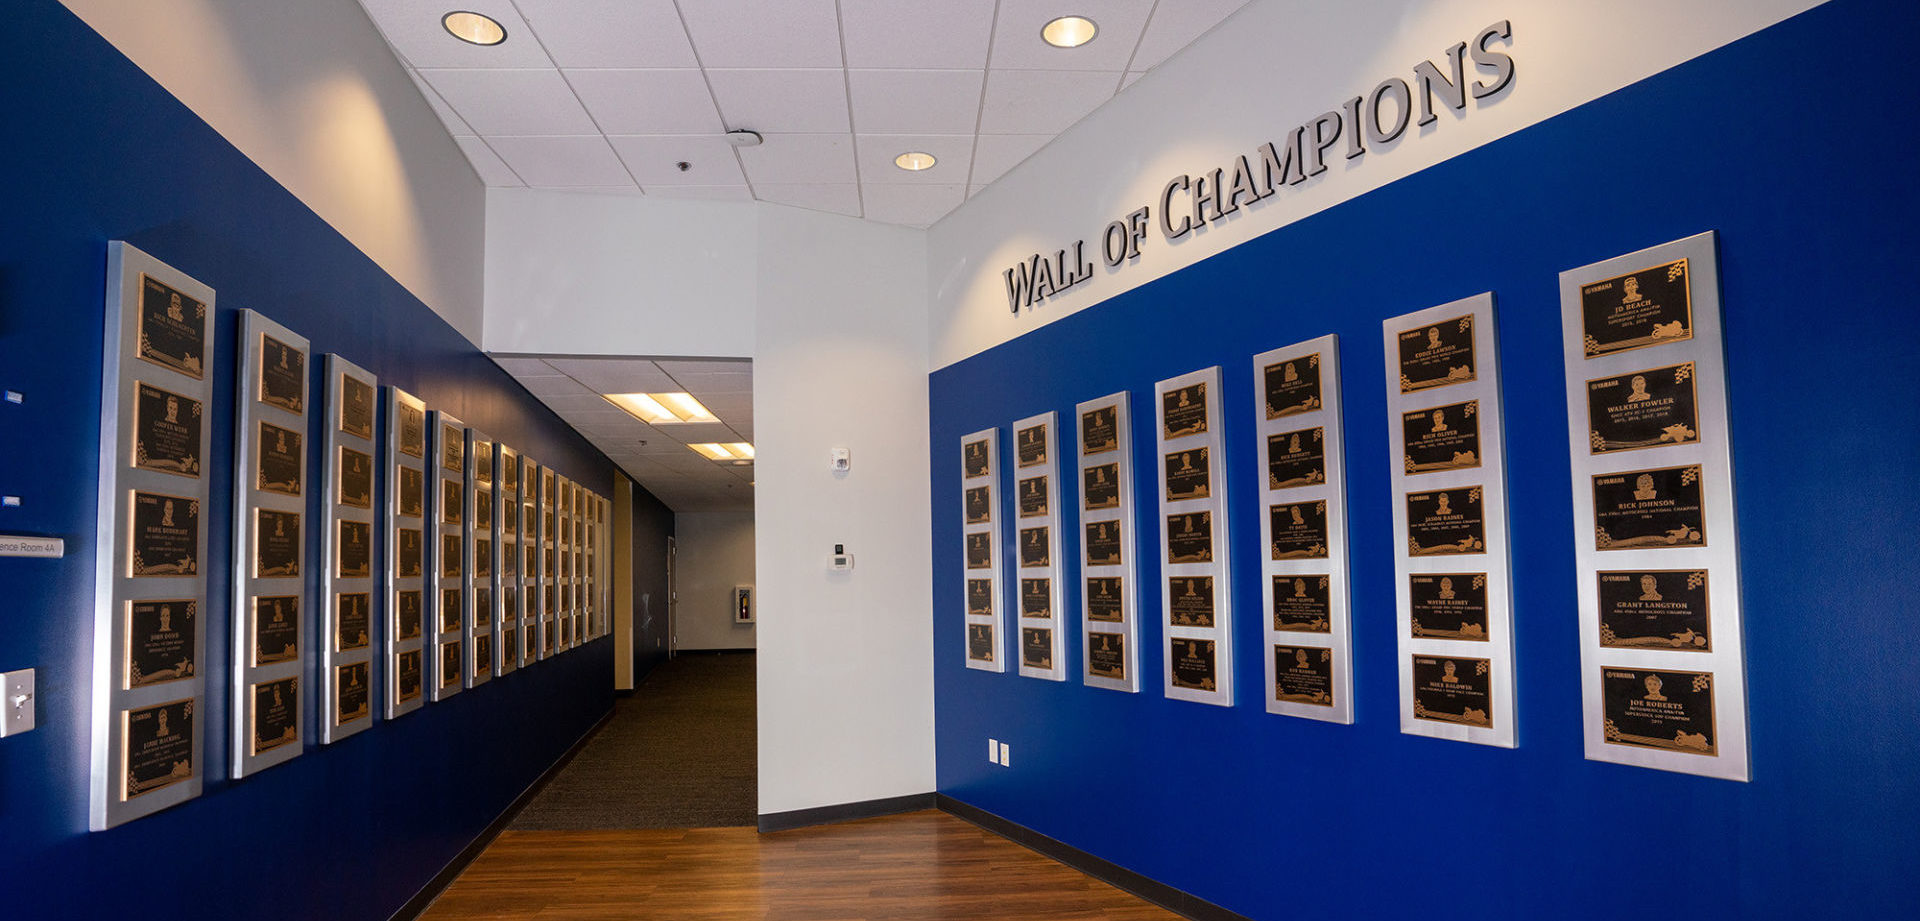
[654, 422, 745, 443]
[968, 184, 990, 197]
[655, 358, 751, 375]
[536, 393, 619, 412]
[514, 0, 699, 68]
[1121, 70, 1148, 90]
[454, 137, 525, 186]
[492, 357, 563, 376]
[847, 69, 984, 134]
[485, 136, 635, 187]
[988, 0, 1155, 72]
[608, 136, 747, 185]
[645, 185, 755, 201]
[407, 69, 475, 135]
[754, 183, 861, 217]
[738, 134, 857, 184]
[677, 0, 843, 68]
[856, 134, 974, 184]
[705, 69, 851, 134]
[979, 69, 1120, 135]
[861, 183, 966, 227]
[421, 69, 601, 136]
[545, 357, 679, 392]
[565, 69, 725, 134]
[521, 375, 597, 397]
[360, 0, 552, 69]
[840, 0, 996, 69]
[968, 133, 1051, 185]
[1131, 0, 1250, 70]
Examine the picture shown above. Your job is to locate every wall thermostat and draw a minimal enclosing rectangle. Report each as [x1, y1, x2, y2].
[830, 447, 851, 472]
[830, 543, 854, 571]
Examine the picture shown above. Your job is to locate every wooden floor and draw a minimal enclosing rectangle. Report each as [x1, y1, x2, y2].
[421, 810, 1184, 920]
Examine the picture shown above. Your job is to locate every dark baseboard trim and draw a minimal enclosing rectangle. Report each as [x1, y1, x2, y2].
[756, 792, 937, 833]
[678, 647, 757, 655]
[936, 794, 1253, 921]
[388, 710, 615, 921]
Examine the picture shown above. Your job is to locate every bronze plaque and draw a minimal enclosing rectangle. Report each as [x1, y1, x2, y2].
[965, 485, 992, 524]
[1405, 487, 1485, 557]
[504, 495, 520, 532]
[504, 586, 520, 621]
[962, 439, 991, 478]
[340, 374, 375, 439]
[1593, 465, 1705, 550]
[1586, 363, 1699, 454]
[1412, 655, 1492, 727]
[442, 534, 462, 578]
[253, 509, 300, 577]
[1166, 511, 1212, 564]
[1263, 353, 1322, 419]
[1580, 258, 1693, 357]
[1016, 424, 1048, 468]
[336, 662, 370, 724]
[337, 592, 371, 650]
[474, 442, 493, 484]
[524, 539, 538, 574]
[502, 453, 519, 489]
[1397, 315, 1476, 392]
[1020, 578, 1052, 618]
[1410, 573, 1488, 640]
[253, 595, 299, 665]
[1401, 400, 1480, 475]
[441, 588, 461, 632]
[965, 532, 992, 570]
[1271, 575, 1331, 633]
[122, 699, 194, 799]
[396, 589, 423, 640]
[1018, 526, 1051, 567]
[251, 677, 299, 755]
[475, 633, 493, 678]
[967, 624, 995, 662]
[339, 447, 373, 509]
[397, 527, 423, 577]
[126, 600, 195, 688]
[1164, 447, 1210, 501]
[1083, 463, 1120, 510]
[398, 465, 424, 518]
[1269, 500, 1329, 560]
[1161, 383, 1208, 438]
[1169, 575, 1214, 627]
[441, 423, 463, 472]
[1087, 631, 1126, 680]
[1170, 638, 1217, 691]
[135, 275, 206, 379]
[1267, 427, 1326, 489]
[1086, 577, 1123, 622]
[256, 421, 303, 496]
[258, 334, 305, 413]
[442, 479, 463, 525]
[132, 382, 202, 477]
[397, 650, 422, 701]
[502, 626, 518, 666]
[1020, 627, 1054, 669]
[130, 491, 199, 576]
[1017, 476, 1050, 518]
[1273, 645, 1334, 706]
[1084, 520, 1122, 567]
[1599, 570, 1710, 650]
[440, 642, 461, 687]
[1080, 406, 1118, 454]
[338, 520, 371, 578]
[966, 578, 993, 617]
[398, 403, 426, 458]
[503, 536, 519, 577]
[475, 537, 492, 579]
[1602, 667, 1716, 755]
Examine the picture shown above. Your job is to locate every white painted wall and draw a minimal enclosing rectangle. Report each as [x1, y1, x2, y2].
[926, 0, 1827, 368]
[60, 0, 488, 342]
[673, 511, 757, 650]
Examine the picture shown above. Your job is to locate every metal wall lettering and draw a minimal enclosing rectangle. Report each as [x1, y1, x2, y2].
[1155, 367, 1232, 706]
[318, 355, 377, 742]
[1076, 393, 1138, 693]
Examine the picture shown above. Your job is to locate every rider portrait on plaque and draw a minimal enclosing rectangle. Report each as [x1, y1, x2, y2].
[1164, 448, 1211, 501]
[1405, 487, 1485, 557]
[966, 578, 993, 617]
[963, 439, 991, 478]
[336, 662, 370, 723]
[397, 589, 423, 639]
[122, 699, 195, 799]
[397, 650, 422, 700]
[1019, 526, 1051, 568]
[1021, 578, 1052, 619]
[340, 374, 375, 439]
[1602, 667, 1716, 755]
[1401, 401, 1480, 474]
[1269, 501, 1329, 560]
[1166, 511, 1213, 564]
[399, 403, 426, 458]
[339, 447, 373, 509]
[1170, 638, 1217, 691]
[1086, 577, 1124, 622]
[1586, 363, 1700, 454]
[1083, 463, 1120, 510]
[442, 424, 463, 472]
[1411, 655, 1492, 727]
[474, 442, 494, 484]
[398, 527, 423, 577]
[1580, 258, 1693, 357]
[965, 485, 992, 524]
[130, 491, 199, 577]
[398, 465, 424, 517]
[441, 642, 462, 686]
[253, 595, 299, 665]
[1168, 575, 1215, 627]
[1161, 383, 1209, 438]
[256, 421, 303, 496]
[257, 335, 305, 413]
[967, 624, 996, 662]
[1016, 424, 1048, 468]
[251, 677, 299, 755]
[1267, 427, 1325, 489]
[1083, 518, 1119, 564]
[1018, 476, 1050, 518]
[1593, 465, 1706, 550]
[475, 489, 493, 530]
[1397, 315, 1476, 393]
[1021, 627, 1054, 669]
[1080, 406, 1118, 454]
[136, 275, 206, 379]
[1270, 575, 1331, 633]
[1409, 573, 1488, 640]
[338, 520, 372, 578]
[338, 593, 371, 650]
[1264, 354, 1322, 419]
[126, 600, 195, 688]
[965, 532, 992, 570]
[253, 509, 301, 577]
[1272, 645, 1334, 706]
[1598, 570, 1711, 650]
[133, 382, 202, 478]
[442, 534, 463, 578]
[1087, 631, 1126, 680]
[443, 479, 463, 525]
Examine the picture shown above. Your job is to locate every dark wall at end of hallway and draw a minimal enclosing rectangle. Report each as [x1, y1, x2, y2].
[630, 484, 676, 682]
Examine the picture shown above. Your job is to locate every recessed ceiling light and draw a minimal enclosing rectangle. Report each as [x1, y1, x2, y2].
[442, 11, 507, 46]
[895, 151, 937, 171]
[605, 392, 718, 425]
[1041, 15, 1097, 48]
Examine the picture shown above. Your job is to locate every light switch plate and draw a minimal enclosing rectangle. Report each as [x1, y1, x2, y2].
[0, 669, 35, 736]
[987, 738, 998, 763]
[998, 741, 1010, 767]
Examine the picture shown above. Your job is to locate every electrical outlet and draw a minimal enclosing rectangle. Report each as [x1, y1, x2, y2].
[998, 741, 1010, 767]
[987, 738, 999, 763]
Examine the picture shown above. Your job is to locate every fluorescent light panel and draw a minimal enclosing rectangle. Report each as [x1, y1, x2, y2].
[605, 391, 718, 424]
[688, 442, 755, 461]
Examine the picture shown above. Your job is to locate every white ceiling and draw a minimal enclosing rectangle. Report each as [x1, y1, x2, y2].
[494, 355, 755, 512]
[358, 0, 1252, 227]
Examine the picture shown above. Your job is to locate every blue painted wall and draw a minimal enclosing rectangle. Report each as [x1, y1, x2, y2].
[932, 2, 1920, 918]
[0, 3, 645, 918]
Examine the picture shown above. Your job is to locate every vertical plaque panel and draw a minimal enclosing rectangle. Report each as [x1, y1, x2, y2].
[384, 387, 428, 718]
[961, 428, 1006, 673]
[1384, 295, 1517, 747]
[539, 467, 557, 658]
[1155, 367, 1232, 706]
[318, 355, 377, 743]
[555, 476, 574, 652]
[1076, 393, 1138, 693]
[1559, 232, 1749, 782]
[91, 243, 214, 830]
[465, 429, 497, 686]
[1253, 336, 1352, 723]
[427, 411, 466, 700]
[498, 445, 522, 674]
[231, 310, 309, 778]
[524, 461, 545, 662]
[1012, 412, 1065, 681]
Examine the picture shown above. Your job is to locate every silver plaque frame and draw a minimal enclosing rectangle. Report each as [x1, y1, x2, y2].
[1384, 294, 1517, 748]
[1558, 231, 1749, 781]
[1076, 393, 1138, 693]
[1253, 336, 1352, 723]
[466, 428, 497, 686]
[1155, 366, 1232, 707]
[960, 427, 1006, 672]
[525, 460, 546, 662]
[1012, 412, 1065, 681]
[555, 474, 574, 651]
[90, 242, 214, 830]
[539, 467, 557, 657]
[497, 444, 522, 674]
[383, 386, 428, 718]
[318, 355, 377, 743]
[427, 410, 466, 700]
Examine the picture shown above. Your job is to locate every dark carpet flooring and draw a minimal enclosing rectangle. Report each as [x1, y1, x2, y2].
[511, 652, 758, 829]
